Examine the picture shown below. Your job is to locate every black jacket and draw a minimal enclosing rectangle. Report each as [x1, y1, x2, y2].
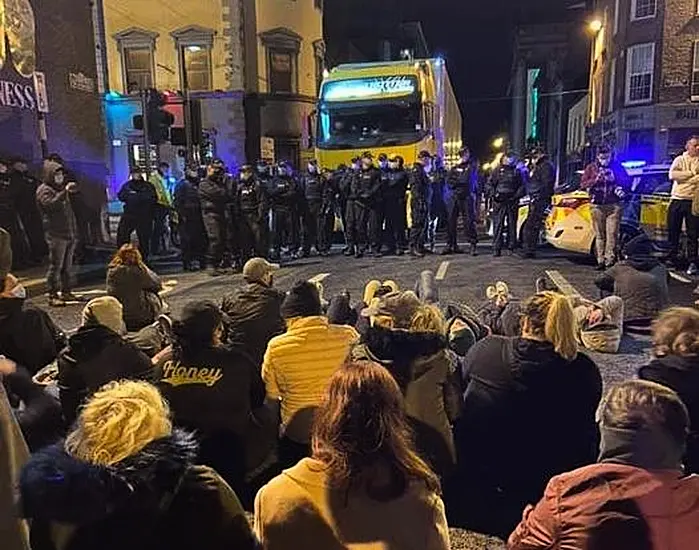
[36, 170, 77, 240]
[198, 175, 233, 216]
[118, 178, 158, 218]
[57, 325, 156, 426]
[106, 264, 163, 332]
[221, 282, 285, 367]
[353, 325, 461, 478]
[451, 336, 602, 534]
[385, 168, 409, 201]
[301, 172, 324, 202]
[237, 178, 266, 216]
[528, 157, 556, 199]
[0, 297, 65, 374]
[408, 164, 429, 204]
[639, 354, 699, 474]
[353, 166, 382, 206]
[19, 430, 257, 550]
[446, 161, 477, 201]
[488, 165, 525, 203]
[173, 178, 202, 215]
[268, 175, 299, 209]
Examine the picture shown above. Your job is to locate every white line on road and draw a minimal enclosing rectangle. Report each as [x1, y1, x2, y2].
[435, 261, 450, 281]
[545, 270, 581, 297]
[308, 273, 330, 283]
[669, 270, 693, 284]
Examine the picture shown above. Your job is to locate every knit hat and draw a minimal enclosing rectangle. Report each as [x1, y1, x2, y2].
[82, 296, 125, 334]
[173, 301, 222, 349]
[243, 257, 279, 284]
[281, 281, 322, 319]
[361, 290, 421, 330]
[447, 317, 477, 357]
[622, 234, 654, 259]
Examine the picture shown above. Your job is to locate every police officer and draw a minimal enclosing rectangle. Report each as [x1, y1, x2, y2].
[198, 158, 234, 276]
[269, 160, 300, 260]
[237, 164, 267, 261]
[444, 146, 479, 256]
[300, 159, 324, 257]
[521, 147, 555, 258]
[488, 152, 525, 257]
[408, 151, 431, 258]
[358, 152, 383, 257]
[384, 154, 408, 255]
[174, 165, 207, 271]
[318, 168, 337, 256]
[340, 159, 359, 254]
[426, 155, 446, 253]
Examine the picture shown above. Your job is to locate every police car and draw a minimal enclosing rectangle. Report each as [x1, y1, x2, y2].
[541, 162, 672, 255]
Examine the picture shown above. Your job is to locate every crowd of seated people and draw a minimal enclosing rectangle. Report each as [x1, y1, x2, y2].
[4, 251, 699, 549]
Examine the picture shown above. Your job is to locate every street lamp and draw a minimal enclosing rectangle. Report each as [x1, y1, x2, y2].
[588, 19, 603, 33]
[492, 136, 505, 149]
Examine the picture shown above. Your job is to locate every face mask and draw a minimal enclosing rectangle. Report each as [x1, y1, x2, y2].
[598, 157, 611, 167]
[9, 284, 26, 299]
[361, 161, 372, 170]
[55, 174, 65, 185]
[389, 162, 398, 170]
[379, 161, 388, 169]
[308, 164, 317, 173]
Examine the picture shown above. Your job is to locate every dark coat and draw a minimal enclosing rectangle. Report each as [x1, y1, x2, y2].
[220, 282, 285, 368]
[450, 336, 602, 538]
[353, 325, 462, 478]
[106, 264, 163, 332]
[198, 176, 233, 216]
[639, 354, 699, 474]
[528, 156, 556, 199]
[0, 297, 65, 375]
[19, 430, 257, 550]
[488, 165, 525, 203]
[36, 171, 77, 241]
[581, 160, 629, 205]
[57, 325, 156, 426]
[117, 178, 157, 218]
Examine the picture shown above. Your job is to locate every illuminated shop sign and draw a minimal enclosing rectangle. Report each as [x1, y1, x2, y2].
[322, 76, 417, 101]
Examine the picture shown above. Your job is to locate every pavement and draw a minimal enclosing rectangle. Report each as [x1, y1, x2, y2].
[25, 243, 697, 550]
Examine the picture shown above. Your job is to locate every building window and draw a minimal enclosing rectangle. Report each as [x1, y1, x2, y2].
[171, 26, 215, 92]
[313, 39, 326, 95]
[259, 27, 302, 95]
[692, 42, 699, 101]
[631, 0, 656, 20]
[114, 27, 159, 94]
[608, 57, 616, 113]
[625, 43, 655, 104]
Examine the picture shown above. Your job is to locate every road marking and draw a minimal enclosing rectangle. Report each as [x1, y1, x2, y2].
[435, 261, 450, 281]
[545, 269, 581, 297]
[308, 273, 330, 283]
[160, 280, 179, 296]
[669, 270, 693, 284]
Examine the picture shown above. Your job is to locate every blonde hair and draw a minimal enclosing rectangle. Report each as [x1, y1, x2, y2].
[521, 291, 578, 361]
[652, 307, 699, 357]
[410, 304, 446, 334]
[109, 243, 145, 269]
[363, 280, 381, 305]
[382, 280, 399, 293]
[65, 380, 172, 466]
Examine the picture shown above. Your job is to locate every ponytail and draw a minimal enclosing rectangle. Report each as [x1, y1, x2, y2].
[544, 294, 578, 361]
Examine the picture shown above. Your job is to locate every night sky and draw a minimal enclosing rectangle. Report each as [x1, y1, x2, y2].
[326, 0, 588, 158]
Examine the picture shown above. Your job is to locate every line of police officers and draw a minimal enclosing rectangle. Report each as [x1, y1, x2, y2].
[171, 146, 480, 274]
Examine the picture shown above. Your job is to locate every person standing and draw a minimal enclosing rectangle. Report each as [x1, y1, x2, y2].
[343, 158, 366, 258]
[668, 136, 699, 274]
[444, 147, 478, 256]
[116, 168, 158, 259]
[36, 165, 79, 307]
[269, 161, 300, 260]
[299, 159, 324, 257]
[318, 168, 337, 256]
[149, 161, 172, 256]
[332, 163, 350, 253]
[521, 147, 555, 259]
[408, 151, 432, 258]
[9, 158, 46, 263]
[173, 166, 207, 271]
[354, 152, 382, 258]
[0, 160, 28, 270]
[426, 155, 446, 253]
[384, 155, 409, 255]
[237, 164, 267, 262]
[581, 145, 629, 270]
[488, 152, 525, 257]
[199, 159, 233, 276]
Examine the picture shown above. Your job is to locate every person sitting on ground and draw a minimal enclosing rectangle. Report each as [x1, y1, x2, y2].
[255, 360, 450, 550]
[639, 307, 699, 474]
[572, 293, 624, 353]
[19, 380, 257, 550]
[450, 291, 602, 539]
[262, 281, 359, 468]
[354, 291, 461, 479]
[0, 272, 65, 375]
[326, 291, 358, 327]
[157, 301, 271, 501]
[476, 281, 521, 336]
[106, 243, 165, 333]
[510, 380, 699, 549]
[220, 258, 285, 368]
[595, 234, 668, 333]
[57, 296, 155, 427]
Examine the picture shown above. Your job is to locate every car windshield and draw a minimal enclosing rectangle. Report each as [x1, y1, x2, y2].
[317, 100, 424, 149]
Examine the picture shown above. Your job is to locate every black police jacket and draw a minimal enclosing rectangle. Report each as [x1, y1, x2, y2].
[198, 175, 233, 215]
[238, 178, 266, 216]
[447, 162, 477, 199]
[269, 176, 298, 209]
[354, 166, 382, 206]
[489, 165, 525, 202]
[173, 179, 201, 214]
[408, 164, 429, 203]
[528, 157, 556, 199]
[386, 169, 408, 200]
[301, 172, 324, 202]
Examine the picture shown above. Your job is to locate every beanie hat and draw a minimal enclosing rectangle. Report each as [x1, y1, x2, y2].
[281, 281, 322, 319]
[447, 317, 477, 357]
[173, 301, 223, 350]
[622, 234, 654, 259]
[82, 296, 124, 334]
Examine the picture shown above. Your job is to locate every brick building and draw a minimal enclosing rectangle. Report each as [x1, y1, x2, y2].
[588, 0, 699, 163]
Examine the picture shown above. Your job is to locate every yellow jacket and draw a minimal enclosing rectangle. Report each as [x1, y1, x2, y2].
[261, 316, 358, 434]
[149, 172, 172, 207]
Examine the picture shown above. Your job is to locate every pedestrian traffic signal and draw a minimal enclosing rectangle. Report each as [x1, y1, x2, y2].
[131, 89, 175, 144]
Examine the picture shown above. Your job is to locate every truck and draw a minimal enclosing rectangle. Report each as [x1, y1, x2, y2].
[315, 58, 463, 169]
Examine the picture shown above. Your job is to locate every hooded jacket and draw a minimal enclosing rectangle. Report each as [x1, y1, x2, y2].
[57, 325, 156, 426]
[451, 336, 602, 537]
[36, 168, 77, 240]
[595, 258, 669, 323]
[19, 430, 257, 550]
[0, 296, 65, 375]
[106, 264, 163, 332]
[639, 354, 699, 474]
[221, 282, 286, 368]
[353, 325, 461, 477]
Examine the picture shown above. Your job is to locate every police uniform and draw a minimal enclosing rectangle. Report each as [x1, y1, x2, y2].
[237, 170, 267, 260]
[269, 169, 300, 258]
[173, 172, 207, 270]
[445, 159, 479, 254]
[408, 161, 429, 255]
[384, 161, 408, 254]
[300, 167, 324, 256]
[198, 163, 234, 270]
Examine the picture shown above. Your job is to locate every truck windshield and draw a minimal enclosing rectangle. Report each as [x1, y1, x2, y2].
[317, 100, 424, 149]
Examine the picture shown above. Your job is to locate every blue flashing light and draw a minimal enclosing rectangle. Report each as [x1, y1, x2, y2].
[621, 160, 647, 169]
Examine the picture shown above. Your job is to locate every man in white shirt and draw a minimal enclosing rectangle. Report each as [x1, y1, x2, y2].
[668, 136, 699, 274]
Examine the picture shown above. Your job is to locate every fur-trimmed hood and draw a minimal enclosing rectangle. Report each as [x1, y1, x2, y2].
[19, 429, 197, 524]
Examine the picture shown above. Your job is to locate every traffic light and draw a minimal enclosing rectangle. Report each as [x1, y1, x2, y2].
[131, 89, 175, 144]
